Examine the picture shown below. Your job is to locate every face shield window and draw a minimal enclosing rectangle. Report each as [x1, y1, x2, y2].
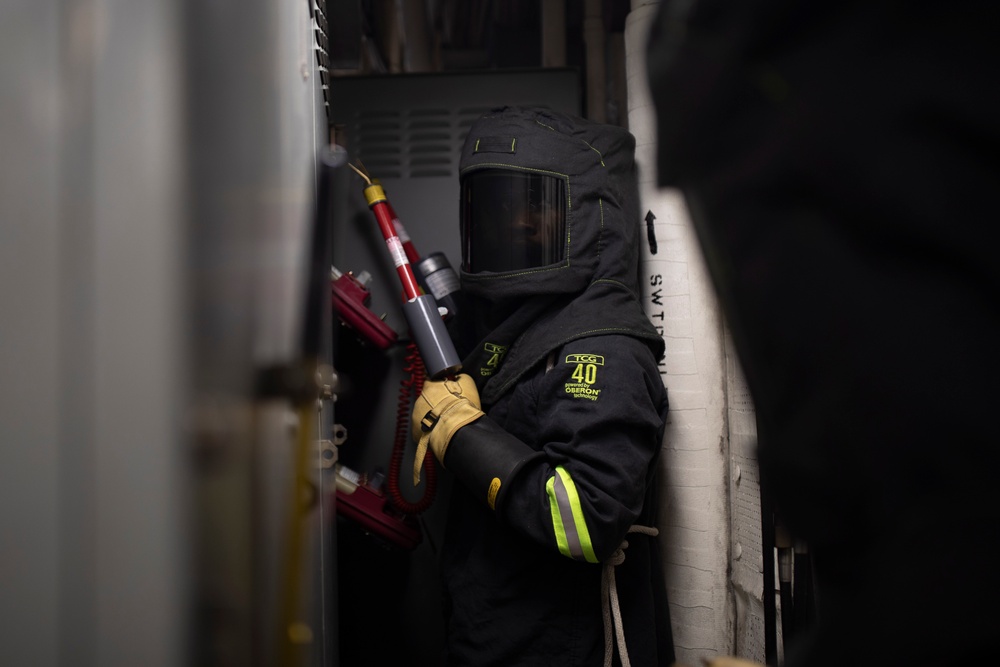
[461, 169, 567, 273]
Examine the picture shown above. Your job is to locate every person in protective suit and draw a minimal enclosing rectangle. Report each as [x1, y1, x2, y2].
[410, 106, 676, 667]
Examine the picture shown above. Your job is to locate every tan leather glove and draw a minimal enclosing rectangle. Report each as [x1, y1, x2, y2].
[410, 374, 484, 486]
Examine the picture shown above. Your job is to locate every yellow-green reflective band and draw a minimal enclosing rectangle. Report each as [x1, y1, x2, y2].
[546, 476, 570, 557]
[545, 466, 597, 563]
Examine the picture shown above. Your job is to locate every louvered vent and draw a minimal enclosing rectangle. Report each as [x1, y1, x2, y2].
[311, 0, 331, 123]
[344, 107, 494, 179]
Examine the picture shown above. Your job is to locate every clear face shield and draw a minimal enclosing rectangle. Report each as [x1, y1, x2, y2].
[461, 169, 567, 274]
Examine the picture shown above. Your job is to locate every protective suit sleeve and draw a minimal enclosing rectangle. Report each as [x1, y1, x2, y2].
[483, 335, 666, 563]
[444, 417, 541, 511]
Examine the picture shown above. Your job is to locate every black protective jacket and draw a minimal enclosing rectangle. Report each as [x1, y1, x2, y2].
[439, 107, 675, 666]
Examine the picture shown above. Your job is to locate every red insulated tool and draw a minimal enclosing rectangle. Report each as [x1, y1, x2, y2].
[372, 178, 422, 266]
[350, 163, 462, 380]
[371, 178, 465, 324]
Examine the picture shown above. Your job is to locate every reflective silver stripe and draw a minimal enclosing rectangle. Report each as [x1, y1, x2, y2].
[552, 469, 585, 560]
[546, 466, 597, 562]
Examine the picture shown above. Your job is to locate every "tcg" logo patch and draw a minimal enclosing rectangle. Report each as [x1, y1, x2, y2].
[564, 354, 604, 401]
[479, 342, 508, 377]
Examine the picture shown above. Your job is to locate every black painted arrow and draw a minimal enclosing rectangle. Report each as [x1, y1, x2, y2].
[645, 210, 657, 255]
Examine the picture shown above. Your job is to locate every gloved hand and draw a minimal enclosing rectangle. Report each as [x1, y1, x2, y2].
[410, 374, 484, 486]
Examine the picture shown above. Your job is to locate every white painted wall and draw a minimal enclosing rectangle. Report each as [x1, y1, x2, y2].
[625, 1, 765, 664]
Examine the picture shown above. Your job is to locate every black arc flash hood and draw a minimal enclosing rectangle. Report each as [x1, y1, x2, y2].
[457, 106, 664, 405]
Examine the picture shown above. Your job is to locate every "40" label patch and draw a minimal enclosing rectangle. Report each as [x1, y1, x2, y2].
[564, 353, 605, 401]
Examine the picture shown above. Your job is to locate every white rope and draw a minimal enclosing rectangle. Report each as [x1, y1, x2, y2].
[602, 524, 659, 667]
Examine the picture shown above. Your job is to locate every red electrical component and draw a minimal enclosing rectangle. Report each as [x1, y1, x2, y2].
[334, 465, 422, 550]
[330, 267, 398, 350]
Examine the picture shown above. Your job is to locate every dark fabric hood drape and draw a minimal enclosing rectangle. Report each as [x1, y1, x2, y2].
[457, 106, 664, 405]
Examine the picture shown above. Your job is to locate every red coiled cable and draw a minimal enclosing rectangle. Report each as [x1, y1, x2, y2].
[386, 341, 436, 514]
